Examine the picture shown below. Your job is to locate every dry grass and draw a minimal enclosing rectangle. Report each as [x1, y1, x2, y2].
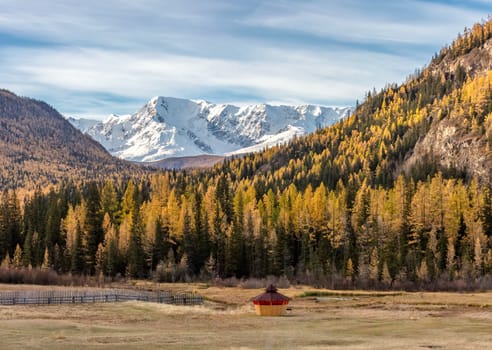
[1, 283, 492, 349]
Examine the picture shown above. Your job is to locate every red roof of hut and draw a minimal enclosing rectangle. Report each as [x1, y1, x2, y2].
[252, 285, 290, 305]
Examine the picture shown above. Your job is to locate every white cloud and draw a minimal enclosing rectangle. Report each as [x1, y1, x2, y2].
[0, 0, 488, 116]
[1, 43, 422, 116]
[242, 0, 485, 45]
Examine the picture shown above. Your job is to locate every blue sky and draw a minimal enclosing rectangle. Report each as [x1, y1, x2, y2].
[0, 0, 490, 119]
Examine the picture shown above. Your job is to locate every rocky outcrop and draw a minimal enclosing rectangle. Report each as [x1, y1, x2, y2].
[401, 36, 492, 183]
[404, 115, 491, 181]
[429, 36, 492, 78]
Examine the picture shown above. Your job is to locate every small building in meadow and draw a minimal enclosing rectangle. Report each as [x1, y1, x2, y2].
[252, 284, 290, 316]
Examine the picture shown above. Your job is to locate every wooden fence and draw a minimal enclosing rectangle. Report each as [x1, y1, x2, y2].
[0, 289, 203, 306]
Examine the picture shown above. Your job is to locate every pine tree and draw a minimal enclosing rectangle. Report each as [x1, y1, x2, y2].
[63, 203, 86, 253]
[23, 189, 48, 266]
[41, 247, 50, 270]
[369, 248, 379, 282]
[71, 222, 85, 274]
[121, 180, 137, 219]
[0, 193, 8, 259]
[273, 225, 290, 276]
[102, 214, 119, 277]
[352, 182, 371, 278]
[1, 252, 11, 268]
[216, 174, 233, 223]
[127, 206, 145, 278]
[53, 244, 62, 272]
[455, 214, 468, 266]
[44, 190, 63, 257]
[252, 224, 267, 277]
[417, 260, 429, 282]
[345, 258, 354, 281]
[382, 262, 392, 286]
[0, 191, 21, 259]
[22, 229, 33, 267]
[181, 204, 196, 273]
[100, 180, 120, 223]
[12, 244, 22, 268]
[211, 201, 226, 277]
[225, 224, 244, 277]
[473, 237, 483, 277]
[204, 254, 217, 279]
[84, 182, 103, 274]
[153, 218, 168, 270]
[95, 243, 105, 275]
[481, 185, 492, 237]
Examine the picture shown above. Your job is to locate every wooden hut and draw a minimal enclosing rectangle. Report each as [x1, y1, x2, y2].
[252, 284, 290, 316]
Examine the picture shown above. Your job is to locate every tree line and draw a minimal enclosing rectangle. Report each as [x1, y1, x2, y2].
[0, 171, 490, 288]
[0, 19, 491, 289]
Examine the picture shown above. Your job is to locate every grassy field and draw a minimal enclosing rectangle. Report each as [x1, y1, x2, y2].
[1, 283, 492, 349]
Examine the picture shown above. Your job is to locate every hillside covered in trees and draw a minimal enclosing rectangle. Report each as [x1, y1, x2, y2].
[0, 19, 491, 289]
[0, 90, 146, 191]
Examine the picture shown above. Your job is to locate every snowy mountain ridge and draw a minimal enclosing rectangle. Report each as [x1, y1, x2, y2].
[66, 116, 100, 133]
[70, 97, 352, 162]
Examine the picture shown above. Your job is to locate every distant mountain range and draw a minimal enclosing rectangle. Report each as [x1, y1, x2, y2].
[68, 98, 352, 162]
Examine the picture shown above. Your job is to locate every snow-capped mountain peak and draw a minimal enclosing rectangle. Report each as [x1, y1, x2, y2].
[77, 97, 352, 162]
[66, 116, 100, 133]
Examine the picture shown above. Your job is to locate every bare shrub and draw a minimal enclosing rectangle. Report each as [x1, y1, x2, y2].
[155, 261, 175, 283]
[238, 278, 264, 289]
[214, 277, 239, 287]
[0, 267, 95, 286]
[237, 275, 291, 289]
[272, 275, 291, 289]
[154, 260, 192, 283]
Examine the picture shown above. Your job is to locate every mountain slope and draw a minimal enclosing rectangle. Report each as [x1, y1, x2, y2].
[146, 154, 226, 169]
[81, 98, 351, 162]
[212, 20, 492, 189]
[403, 34, 492, 181]
[0, 90, 145, 191]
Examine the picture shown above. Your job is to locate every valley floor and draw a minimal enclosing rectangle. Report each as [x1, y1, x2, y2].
[0, 284, 491, 349]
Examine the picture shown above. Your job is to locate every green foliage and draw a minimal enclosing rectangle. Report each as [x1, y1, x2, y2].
[127, 205, 145, 278]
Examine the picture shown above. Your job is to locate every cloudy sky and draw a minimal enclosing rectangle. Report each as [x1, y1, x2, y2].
[0, 0, 490, 119]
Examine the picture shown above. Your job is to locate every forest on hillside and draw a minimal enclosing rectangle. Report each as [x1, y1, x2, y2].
[0, 19, 491, 289]
[0, 90, 144, 191]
